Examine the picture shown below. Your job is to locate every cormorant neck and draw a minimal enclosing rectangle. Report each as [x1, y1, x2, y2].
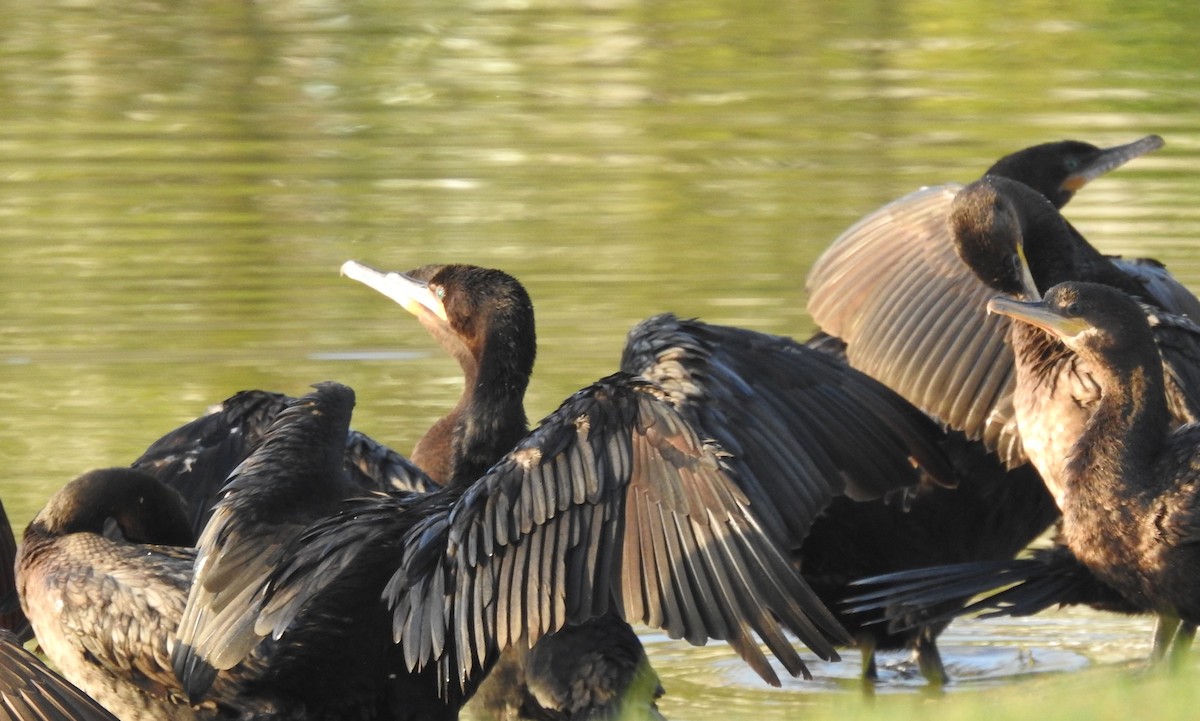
[1065, 344, 1170, 503]
[431, 322, 534, 489]
[451, 360, 529, 487]
[1017, 208, 1146, 299]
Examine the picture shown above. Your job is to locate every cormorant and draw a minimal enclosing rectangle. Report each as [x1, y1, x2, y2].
[987, 282, 1200, 662]
[14, 467, 270, 720]
[167, 262, 953, 721]
[798, 137, 1168, 683]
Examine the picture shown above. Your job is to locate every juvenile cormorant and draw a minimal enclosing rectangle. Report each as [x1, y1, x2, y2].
[14, 467, 270, 720]
[987, 282, 1200, 660]
[948, 176, 1200, 504]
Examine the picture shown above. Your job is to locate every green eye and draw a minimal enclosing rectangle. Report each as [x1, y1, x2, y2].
[434, 285, 446, 300]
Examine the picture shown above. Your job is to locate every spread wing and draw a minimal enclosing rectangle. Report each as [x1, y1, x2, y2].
[621, 314, 954, 549]
[389, 374, 853, 691]
[806, 184, 1024, 466]
[344, 430, 438, 494]
[133, 390, 292, 539]
[0, 629, 121, 721]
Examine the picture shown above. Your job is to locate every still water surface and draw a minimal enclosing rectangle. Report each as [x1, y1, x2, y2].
[3, 1, 1200, 717]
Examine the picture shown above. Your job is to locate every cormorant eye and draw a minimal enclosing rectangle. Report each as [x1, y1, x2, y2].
[1063, 158, 1081, 171]
[1065, 302, 1081, 316]
[433, 285, 446, 300]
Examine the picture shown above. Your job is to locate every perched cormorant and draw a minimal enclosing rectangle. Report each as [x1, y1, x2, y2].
[0, 629, 121, 721]
[356, 260, 956, 714]
[167, 263, 953, 721]
[986, 282, 1200, 660]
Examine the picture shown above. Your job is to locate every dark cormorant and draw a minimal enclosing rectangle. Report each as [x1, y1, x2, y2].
[799, 137, 1167, 683]
[806, 134, 1180, 461]
[0, 629, 121, 721]
[986, 282, 1200, 659]
[168, 262, 953, 720]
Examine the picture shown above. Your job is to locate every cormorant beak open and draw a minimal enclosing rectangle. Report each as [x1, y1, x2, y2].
[1061, 134, 1164, 192]
[986, 295, 1090, 341]
[341, 260, 450, 323]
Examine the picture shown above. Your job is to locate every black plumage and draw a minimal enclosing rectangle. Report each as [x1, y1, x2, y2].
[167, 261, 953, 721]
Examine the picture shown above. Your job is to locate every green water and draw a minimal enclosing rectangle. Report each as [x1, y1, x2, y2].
[3, 0, 1200, 716]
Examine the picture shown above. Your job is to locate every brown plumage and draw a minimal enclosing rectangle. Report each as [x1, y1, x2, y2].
[989, 282, 1200, 653]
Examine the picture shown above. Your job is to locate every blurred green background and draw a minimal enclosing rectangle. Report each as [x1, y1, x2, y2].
[3, 1, 1200, 717]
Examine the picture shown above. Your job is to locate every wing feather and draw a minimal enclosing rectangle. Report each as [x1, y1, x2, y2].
[388, 374, 855, 690]
[806, 184, 1025, 464]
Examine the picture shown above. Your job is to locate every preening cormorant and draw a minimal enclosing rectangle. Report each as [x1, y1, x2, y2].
[14, 467, 272, 720]
[806, 134, 1179, 460]
[801, 135, 1193, 684]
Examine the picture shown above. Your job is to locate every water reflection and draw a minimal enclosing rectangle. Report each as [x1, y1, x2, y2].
[2, 0, 1200, 715]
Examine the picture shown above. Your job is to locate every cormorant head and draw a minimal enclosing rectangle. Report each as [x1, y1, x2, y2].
[31, 468, 194, 546]
[950, 178, 1039, 298]
[341, 260, 536, 386]
[983, 135, 1163, 209]
[987, 281, 1157, 368]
